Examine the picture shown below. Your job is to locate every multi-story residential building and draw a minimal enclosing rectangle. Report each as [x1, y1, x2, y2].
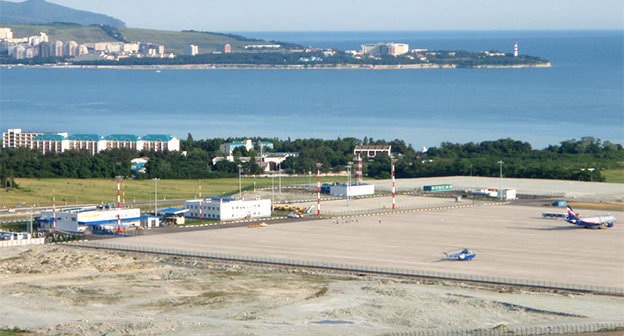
[361, 43, 409, 56]
[64, 40, 78, 56]
[52, 40, 64, 57]
[2, 129, 180, 154]
[224, 43, 231, 53]
[183, 44, 198, 56]
[0, 28, 13, 40]
[2, 129, 67, 149]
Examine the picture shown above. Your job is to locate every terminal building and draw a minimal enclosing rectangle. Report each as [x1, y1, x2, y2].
[38, 206, 142, 233]
[329, 183, 375, 197]
[185, 197, 271, 221]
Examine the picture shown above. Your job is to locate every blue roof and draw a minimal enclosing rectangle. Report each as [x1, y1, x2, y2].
[207, 196, 236, 202]
[68, 134, 101, 141]
[157, 207, 189, 215]
[33, 134, 65, 141]
[105, 134, 139, 141]
[142, 134, 173, 141]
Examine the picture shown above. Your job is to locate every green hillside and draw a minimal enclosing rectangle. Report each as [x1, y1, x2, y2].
[120, 28, 267, 53]
[2, 23, 117, 43]
[0, 23, 277, 53]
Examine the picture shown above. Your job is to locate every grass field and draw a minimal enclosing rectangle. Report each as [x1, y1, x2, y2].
[603, 169, 624, 183]
[1, 176, 347, 209]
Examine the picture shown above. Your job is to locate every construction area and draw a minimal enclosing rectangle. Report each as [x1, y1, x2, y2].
[0, 177, 622, 335]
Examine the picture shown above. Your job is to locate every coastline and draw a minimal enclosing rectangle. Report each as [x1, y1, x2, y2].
[0, 62, 552, 70]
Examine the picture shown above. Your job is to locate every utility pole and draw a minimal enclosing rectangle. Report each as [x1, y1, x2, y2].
[278, 162, 282, 194]
[237, 164, 242, 197]
[497, 161, 504, 199]
[116, 176, 122, 233]
[391, 157, 397, 210]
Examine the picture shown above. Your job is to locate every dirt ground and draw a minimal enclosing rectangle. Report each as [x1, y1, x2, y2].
[0, 245, 622, 336]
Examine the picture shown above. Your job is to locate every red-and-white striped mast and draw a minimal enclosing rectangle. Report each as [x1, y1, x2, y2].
[391, 157, 397, 210]
[52, 190, 56, 233]
[316, 163, 322, 217]
[514, 42, 518, 57]
[116, 176, 122, 233]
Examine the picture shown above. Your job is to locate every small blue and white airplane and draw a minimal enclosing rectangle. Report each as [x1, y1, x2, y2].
[444, 249, 476, 261]
[566, 206, 616, 229]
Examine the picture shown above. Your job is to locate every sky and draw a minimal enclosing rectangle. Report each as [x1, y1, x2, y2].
[26, 0, 624, 31]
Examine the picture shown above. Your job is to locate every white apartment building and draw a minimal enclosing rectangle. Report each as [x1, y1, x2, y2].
[361, 43, 409, 56]
[2, 129, 180, 154]
[183, 44, 199, 56]
[2, 129, 67, 149]
[185, 197, 272, 221]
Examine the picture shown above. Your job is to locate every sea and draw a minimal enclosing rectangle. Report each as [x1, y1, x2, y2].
[1, 30, 622, 149]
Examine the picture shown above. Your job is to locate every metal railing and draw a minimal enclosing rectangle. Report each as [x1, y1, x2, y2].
[376, 321, 624, 336]
[322, 199, 502, 217]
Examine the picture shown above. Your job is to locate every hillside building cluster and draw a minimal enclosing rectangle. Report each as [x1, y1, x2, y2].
[2, 128, 179, 154]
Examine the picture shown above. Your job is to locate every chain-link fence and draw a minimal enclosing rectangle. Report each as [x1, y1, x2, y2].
[322, 199, 503, 217]
[63, 241, 623, 297]
[376, 321, 624, 336]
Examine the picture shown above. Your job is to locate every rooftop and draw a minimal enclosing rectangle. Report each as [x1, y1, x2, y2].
[33, 134, 65, 141]
[105, 134, 140, 142]
[142, 134, 173, 141]
[68, 134, 101, 141]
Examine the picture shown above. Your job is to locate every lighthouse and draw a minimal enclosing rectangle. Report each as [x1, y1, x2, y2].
[514, 42, 518, 57]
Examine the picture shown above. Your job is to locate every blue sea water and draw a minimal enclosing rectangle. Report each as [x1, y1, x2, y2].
[0, 30, 622, 149]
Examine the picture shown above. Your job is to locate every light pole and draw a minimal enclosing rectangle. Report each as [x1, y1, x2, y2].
[346, 162, 353, 207]
[316, 162, 322, 217]
[271, 173, 275, 207]
[391, 157, 397, 210]
[470, 164, 473, 177]
[237, 164, 242, 197]
[152, 178, 160, 215]
[278, 162, 282, 194]
[497, 161, 504, 199]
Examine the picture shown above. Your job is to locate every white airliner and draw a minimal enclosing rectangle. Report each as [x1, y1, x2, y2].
[566, 206, 616, 229]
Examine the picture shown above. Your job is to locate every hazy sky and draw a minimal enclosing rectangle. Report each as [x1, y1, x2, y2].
[26, 0, 624, 31]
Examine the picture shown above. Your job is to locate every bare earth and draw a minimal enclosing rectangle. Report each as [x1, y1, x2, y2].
[0, 245, 622, 336]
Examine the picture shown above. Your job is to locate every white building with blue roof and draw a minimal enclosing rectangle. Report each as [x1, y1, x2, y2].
[13, 129, 179, 154]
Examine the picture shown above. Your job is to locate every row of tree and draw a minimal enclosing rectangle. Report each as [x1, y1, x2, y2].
[1, 137, 621, 182]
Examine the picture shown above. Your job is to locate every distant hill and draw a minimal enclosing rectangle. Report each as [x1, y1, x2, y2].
[1, 23, 291, 53]
[0, 0, 125, 27]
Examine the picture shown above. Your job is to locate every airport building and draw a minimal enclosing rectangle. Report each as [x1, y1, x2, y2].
[329, 183, 375, 197]
[185, 197, 271, 221]
[39, 206, 142, 233]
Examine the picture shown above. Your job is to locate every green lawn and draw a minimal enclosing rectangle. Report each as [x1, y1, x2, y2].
[603, 169, 624, 183]
[1, 176, 347, 208]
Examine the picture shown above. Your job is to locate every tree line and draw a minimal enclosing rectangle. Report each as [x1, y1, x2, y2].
[0, 136, 621, 183]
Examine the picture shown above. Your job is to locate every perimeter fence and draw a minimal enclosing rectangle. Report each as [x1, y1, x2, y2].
[376, 321, 624, 336]
[322, 199, 501, 217]
[63, 241, 623, 297]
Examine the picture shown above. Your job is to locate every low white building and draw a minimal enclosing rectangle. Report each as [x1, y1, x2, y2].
[498, 189, 517, 200]
[185, 197, 271, 221]
[39, 206, 142, 233]
[329, 183, 375, 197]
